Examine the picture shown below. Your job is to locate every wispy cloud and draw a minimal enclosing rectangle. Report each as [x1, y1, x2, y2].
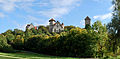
[39, 8, 69, 17]
[0, 0, 81, 17]
[93, 13, 112, 20]
[93, 0, 112, 2]
[93, 3, 113, 21]
[109, 5, 114, 11]
[0, 12, 5, 18]
[0, 0, 82, 19]
[80, 19, 85, 26]
[25, 15, 49, 26]
[38, 0, 81, 18]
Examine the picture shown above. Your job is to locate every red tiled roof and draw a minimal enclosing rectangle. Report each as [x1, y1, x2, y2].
[34, 26, 37, 29]
[54, 23, 56, 25]
[49, 18, 55, 22]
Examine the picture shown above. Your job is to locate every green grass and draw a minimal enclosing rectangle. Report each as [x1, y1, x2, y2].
[0, 51, 80, 59]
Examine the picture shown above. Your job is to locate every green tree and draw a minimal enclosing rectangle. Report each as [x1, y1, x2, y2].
[6, 34, 15, 44]
[25, 29, 34, 40]
[64, 25, 76, 32]
[13, 35, 24, 50]
[92, 20, 108, 57]
[85, 24, 91, 30]
[107, 0, 120, 54]
[2, 29, 13, 35]
[13, 29, 24, 35]
[0, 34, 13, 52]
[38, 26, 49, 35]
[31, 28, 37, 35]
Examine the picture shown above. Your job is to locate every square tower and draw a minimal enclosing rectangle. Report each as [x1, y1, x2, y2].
[85, 16, 91, 26]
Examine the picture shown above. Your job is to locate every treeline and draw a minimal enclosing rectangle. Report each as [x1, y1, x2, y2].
[0, 20, 112, 58]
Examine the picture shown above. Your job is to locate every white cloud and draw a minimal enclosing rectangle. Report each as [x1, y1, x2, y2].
[39, 8, 68, 17]
[93, 13, 112, 20]
[109, 5, 114, 11]
[25, 15, 47, 23]
[25, 15, 49, 26]
[0, 12, 5, 18]
[93, 0, 112, 2]
[0, 0, 36, 12]
[0, 0, 81, 18]
[80, 19, 85, 26]
[38, 0, 81, 18]
[93, 0, 100, 2]
[50, 0, 80, 7]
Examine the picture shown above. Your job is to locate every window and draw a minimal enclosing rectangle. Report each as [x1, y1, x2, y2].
[54, 29, 56, 32]
[59, 29, 61, 32]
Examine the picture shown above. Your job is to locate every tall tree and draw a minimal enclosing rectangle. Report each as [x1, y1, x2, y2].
[92, 20, 108, 57]
[107, 0, 120, 37]
[107, 0, 120, 53]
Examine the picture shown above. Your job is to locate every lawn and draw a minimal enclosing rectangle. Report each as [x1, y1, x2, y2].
[0, 51, 80, 59]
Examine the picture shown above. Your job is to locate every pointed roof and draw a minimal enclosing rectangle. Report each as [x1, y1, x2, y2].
[85, 16, 91, 20]
[27, 23, 34, 26]
[62, 23, 64, 25]
[49, 18, 55, 22]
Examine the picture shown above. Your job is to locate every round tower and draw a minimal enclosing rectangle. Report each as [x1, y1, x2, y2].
[49, 18, 55, 32]
[49, 18, 55, 25]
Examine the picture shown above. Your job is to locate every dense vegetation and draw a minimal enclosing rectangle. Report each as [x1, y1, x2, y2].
[0, 0, 120, 58]
[0, 20, 109, 58]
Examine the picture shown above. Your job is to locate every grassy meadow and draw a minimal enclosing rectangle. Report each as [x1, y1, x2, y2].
[0, 51, 80, 59]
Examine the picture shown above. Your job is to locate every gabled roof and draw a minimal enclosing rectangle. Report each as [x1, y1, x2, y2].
[27, 23, 34, 26]
[85, 16, 91, 20]
[49, 18, 55, 22]
[53, 21, 64, 28]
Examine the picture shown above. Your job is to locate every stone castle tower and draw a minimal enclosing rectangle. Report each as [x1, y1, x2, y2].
[85, 16, 91, 26]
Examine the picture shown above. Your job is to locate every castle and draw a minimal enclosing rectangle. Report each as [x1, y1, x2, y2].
[26, 16, 91, 33]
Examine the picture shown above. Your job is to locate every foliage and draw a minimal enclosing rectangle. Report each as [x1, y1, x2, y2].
[64, 25, 76, 32]
[92, 20, 108, 57]
[25, 28, 98, 57]
[0, 34, 14, 52]
[107, 0, 120, 54]
[0, 24, 110, 58]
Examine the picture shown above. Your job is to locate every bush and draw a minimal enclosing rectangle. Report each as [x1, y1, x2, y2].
[25, 28, 97, 57]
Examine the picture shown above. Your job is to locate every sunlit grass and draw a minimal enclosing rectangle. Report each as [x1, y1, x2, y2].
[0, 51, 79, 59]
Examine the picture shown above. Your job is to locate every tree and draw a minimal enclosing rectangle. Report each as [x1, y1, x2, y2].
[31, 28, 37, 35]
[107, 0, 120, 54]
[25, 29, 34, 40]
[2, 29, 13, 35]
[64, 25, 76, 32]
[85, 24, 91, 30]
[6, 34, 15, 44]
[92, 20, 108, 57]
[0, 34, 13, 52]
[2, 29, 15, 44]
[12, 35, 24, 50]
[13, 29, 24, 35]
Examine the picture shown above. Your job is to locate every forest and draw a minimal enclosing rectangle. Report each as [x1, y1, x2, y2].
[0, 0, 120, 58]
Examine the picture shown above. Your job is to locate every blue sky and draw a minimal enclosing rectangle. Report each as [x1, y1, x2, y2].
[0, 0, 113, 33]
